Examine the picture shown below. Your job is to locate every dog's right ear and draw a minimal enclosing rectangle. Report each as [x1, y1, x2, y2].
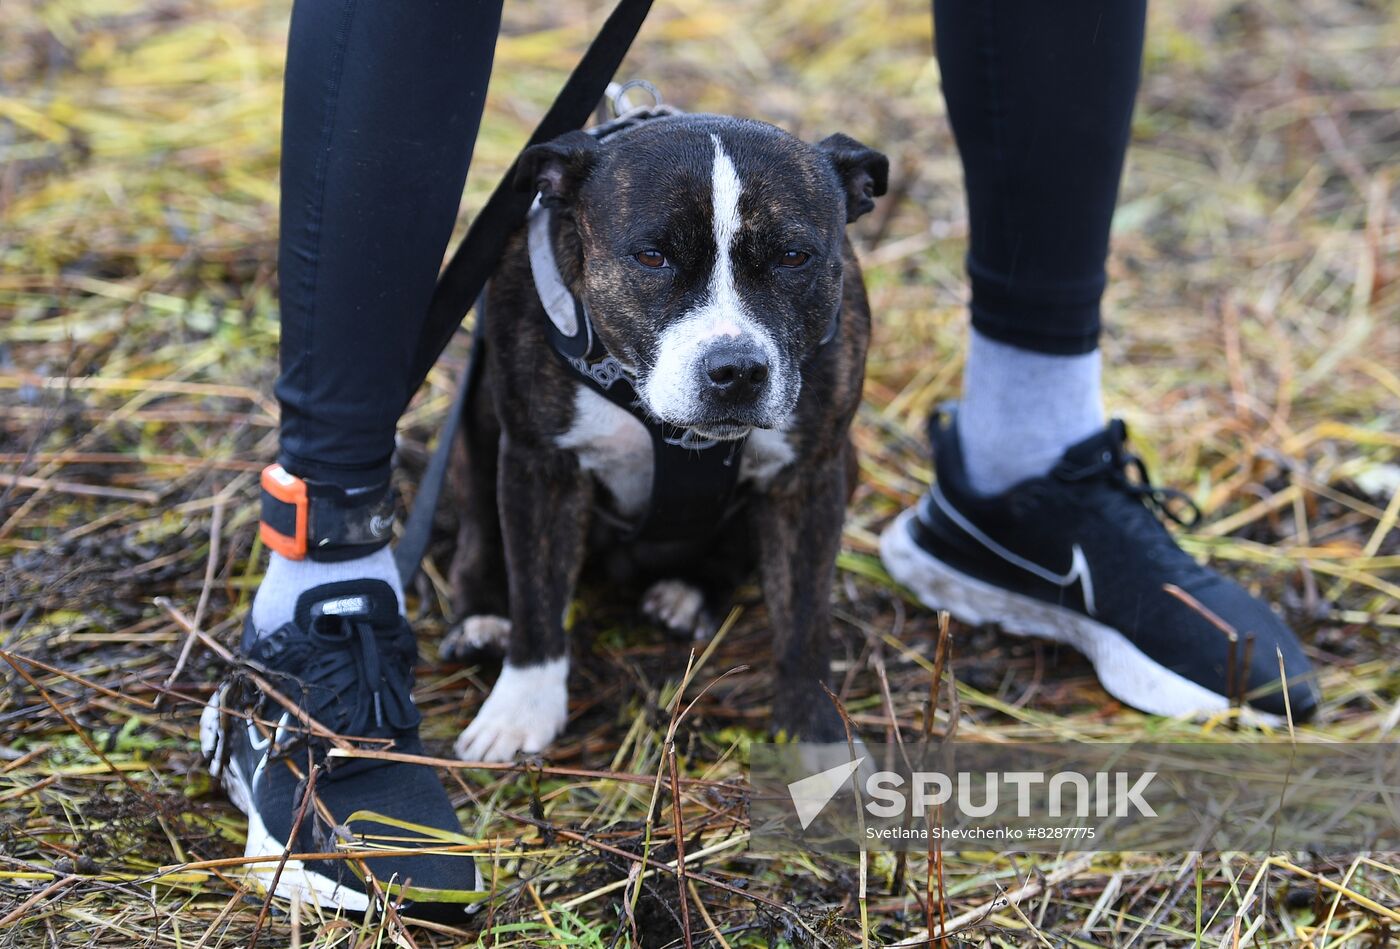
[514, 130, 600, 209]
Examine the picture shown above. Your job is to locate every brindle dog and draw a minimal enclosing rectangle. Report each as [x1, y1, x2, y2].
[445, 114, 886, 761]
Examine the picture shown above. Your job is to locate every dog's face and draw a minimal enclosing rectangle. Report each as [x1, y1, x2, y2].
[519, 116, 887, 439]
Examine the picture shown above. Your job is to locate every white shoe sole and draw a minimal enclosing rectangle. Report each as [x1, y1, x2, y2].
[200, 693, 371, 913]
[880, 509, 1279, 725]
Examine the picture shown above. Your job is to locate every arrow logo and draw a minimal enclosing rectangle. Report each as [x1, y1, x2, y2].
[787, 757, 865, 830]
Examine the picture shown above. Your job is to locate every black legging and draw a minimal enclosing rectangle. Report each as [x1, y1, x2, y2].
[935, 0, 1145, 357]
[274, 0, 1145, 490]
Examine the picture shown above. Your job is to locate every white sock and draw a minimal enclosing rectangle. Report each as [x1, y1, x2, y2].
[249, 546, 405, 637]
[958, 329, 1104, 496]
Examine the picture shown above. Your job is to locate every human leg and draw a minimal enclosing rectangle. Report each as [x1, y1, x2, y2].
[880, 0, 1320, 721]
[204, 0, 504, 919]
[935, 0, 1144, 493]
[251, 0, 503, 634]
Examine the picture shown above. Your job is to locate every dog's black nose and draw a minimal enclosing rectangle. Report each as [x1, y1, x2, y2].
[703, 342, 770, 401]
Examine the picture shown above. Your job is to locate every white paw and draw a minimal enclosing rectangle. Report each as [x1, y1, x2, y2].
[440, 615, 511, 660]
[454, 658, 569, 762]
[641, 579, 712, 639]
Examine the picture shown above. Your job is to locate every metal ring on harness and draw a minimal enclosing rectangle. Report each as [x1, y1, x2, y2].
[606, 78, 663, 116]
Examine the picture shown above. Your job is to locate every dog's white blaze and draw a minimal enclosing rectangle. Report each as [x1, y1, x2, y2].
[556, 385, 652, 517]
[455, 656, 569, 763]
[709, 134, 744, 310]
[639, 135, 793, 424]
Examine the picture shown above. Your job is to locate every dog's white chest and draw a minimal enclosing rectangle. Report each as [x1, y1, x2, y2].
[556, 387, 654, 518]
[555, 385, 795, 520]
[741, 426, 797, 485]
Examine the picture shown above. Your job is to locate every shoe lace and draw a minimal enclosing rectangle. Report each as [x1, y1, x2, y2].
[1119, 454, 1201, 527]
[1057, 421, 1202, 528]
[259, 613, 422, 747]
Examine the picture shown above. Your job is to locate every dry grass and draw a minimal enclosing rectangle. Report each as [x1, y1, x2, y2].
[2, 0, 1398, 945]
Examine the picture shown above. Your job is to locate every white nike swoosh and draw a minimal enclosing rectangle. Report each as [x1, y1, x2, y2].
[928, 487, 1098, 616]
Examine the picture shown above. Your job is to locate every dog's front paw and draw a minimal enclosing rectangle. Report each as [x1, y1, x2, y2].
[440, 615, 511, 662]
[641, 579, 716, 640]
[454, 658, 569, 762]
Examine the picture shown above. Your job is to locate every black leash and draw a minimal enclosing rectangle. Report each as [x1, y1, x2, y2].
[392, 293, 486, 584]
[395, 0, 653, 585]
[406, 0, 654, 395]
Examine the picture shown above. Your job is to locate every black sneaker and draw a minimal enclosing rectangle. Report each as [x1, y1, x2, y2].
[880, 407, 1320, 722]
[199, 580, 484, 919]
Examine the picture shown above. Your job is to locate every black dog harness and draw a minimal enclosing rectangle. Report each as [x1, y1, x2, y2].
[527, 116, 840, 542]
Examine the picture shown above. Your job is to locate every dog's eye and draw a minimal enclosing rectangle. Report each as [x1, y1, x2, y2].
[634, 249, 667, 269]
[778, 250, 811, 269]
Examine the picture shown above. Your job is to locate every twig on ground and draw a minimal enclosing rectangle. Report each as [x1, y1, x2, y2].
[248, 762, 321, 949]
[159, 495, 224, 708]
[891, 853, 1096, 947]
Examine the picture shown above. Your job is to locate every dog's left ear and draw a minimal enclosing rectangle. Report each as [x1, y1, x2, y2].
[819, 134, 889, 223]
[515, 130, 600, 209]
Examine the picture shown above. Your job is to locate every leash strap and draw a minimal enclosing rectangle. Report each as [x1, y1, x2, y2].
[393, 293, 486, 584]
[406, 0, 654, 395]
[395, 0, 654, 585]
